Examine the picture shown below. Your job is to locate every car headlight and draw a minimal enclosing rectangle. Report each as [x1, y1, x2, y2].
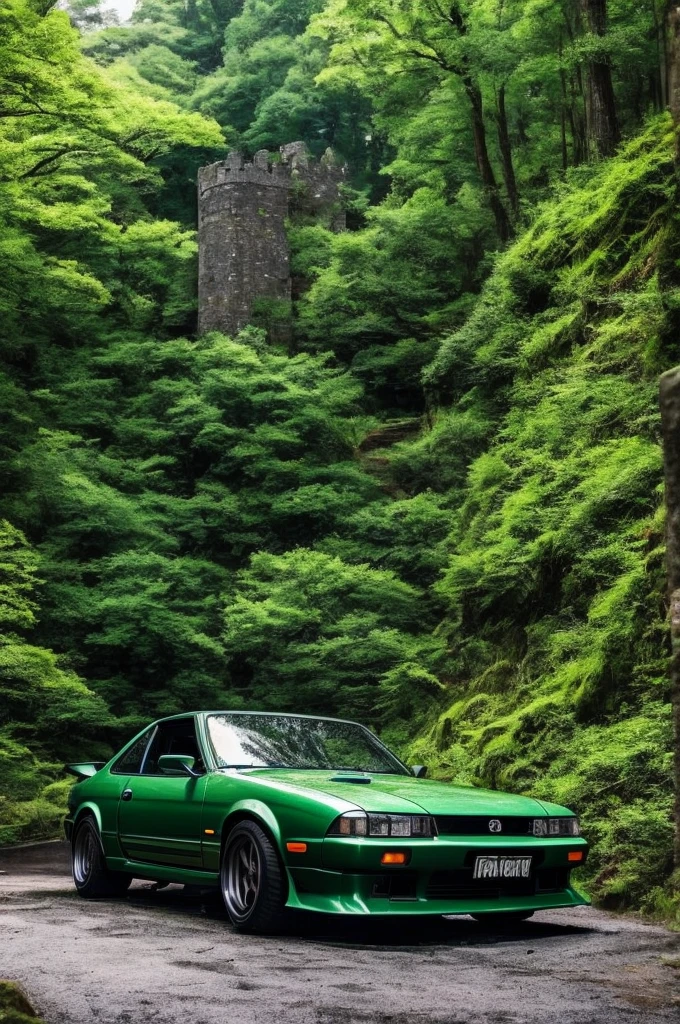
[327, 811, 435, 837]
[533, 817, 581, 837]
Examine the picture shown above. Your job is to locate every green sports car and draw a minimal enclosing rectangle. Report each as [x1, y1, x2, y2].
[64, 711, 589, 933]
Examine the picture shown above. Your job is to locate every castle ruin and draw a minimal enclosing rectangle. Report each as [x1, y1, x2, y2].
[197, 142, 346, 338]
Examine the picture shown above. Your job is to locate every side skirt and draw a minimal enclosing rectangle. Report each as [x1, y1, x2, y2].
[106, 856, 220, 887]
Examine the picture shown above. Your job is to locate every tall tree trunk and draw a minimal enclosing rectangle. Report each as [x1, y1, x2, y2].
[659, 369, 680, 871]
[567, 72, 587, 165]
[668, 3, 680, 126]
[580, 0, 620, 157]
[441, 3, 511, 240]
[496, 83, 520, 216]
[577, 64, 590, 155]
[559, 34, 569, 170]
[560, 97, 569, 171]
[562, 7, 587, 164]
[464, 79, 511, 241]
[654, 0, 668, 109]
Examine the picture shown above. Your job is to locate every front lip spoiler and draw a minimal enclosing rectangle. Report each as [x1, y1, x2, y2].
[284, 871, 590, 915]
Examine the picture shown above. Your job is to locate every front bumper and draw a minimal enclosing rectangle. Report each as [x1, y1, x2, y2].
[284, 835, 589, 916]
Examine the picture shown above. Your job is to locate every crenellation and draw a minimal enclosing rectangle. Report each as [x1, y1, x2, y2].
[198, 161, 290, 193]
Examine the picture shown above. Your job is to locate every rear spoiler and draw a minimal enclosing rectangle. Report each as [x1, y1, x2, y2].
[65, 762, 106, 781]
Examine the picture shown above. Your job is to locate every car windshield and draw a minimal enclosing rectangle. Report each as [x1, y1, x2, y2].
[206, 714, 409, 775]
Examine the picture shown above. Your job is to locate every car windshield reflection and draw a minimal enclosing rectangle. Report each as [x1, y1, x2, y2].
[206, 713, 409, 775]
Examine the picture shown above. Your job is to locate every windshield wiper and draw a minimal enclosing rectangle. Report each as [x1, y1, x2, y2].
[221, 762, 288, 769]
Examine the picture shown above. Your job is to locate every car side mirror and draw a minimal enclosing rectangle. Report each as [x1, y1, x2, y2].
[411, 765, 427, 778]
[158, 754, 200, 778]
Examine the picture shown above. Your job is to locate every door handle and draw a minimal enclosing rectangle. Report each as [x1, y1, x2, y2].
[121, 789, 133, 801]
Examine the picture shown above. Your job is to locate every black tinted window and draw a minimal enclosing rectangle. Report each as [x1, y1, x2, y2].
[143, 718, 204, 775]
[112, 728, 153, 775]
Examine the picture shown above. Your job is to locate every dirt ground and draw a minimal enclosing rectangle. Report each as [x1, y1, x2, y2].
[1, 844, 679, 1024]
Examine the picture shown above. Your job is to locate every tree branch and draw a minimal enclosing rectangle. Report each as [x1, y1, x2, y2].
[20, 148, 91, 178]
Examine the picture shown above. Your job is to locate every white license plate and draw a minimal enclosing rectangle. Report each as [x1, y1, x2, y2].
[473, 855, 532, 880]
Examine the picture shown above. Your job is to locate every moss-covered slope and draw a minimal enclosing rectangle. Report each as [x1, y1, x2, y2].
[406, 116, 680, 916]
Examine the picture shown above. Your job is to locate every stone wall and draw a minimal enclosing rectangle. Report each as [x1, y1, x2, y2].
[198, 143, 345, 338]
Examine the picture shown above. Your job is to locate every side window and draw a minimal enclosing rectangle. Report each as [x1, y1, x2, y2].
[112, 728, 154, 775]
[142, 718, 205, 775]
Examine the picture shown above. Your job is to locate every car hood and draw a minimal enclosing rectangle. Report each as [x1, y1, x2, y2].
[233, 769, 548, 816]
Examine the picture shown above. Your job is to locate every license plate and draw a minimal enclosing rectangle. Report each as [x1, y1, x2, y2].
[473, 855, 532, 880]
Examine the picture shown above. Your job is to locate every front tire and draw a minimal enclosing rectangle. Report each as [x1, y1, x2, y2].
[221, 820, 288, 934]
[72, 816, 131, 899]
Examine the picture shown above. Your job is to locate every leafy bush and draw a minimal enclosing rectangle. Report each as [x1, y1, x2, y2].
[223, 548, 443, 720]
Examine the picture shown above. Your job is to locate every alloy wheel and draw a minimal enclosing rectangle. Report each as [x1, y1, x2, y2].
[73, 823, 97, 886]
[223, 834, 262, 922]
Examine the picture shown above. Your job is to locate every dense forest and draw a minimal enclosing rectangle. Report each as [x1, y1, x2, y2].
[1, 0, 679, 918]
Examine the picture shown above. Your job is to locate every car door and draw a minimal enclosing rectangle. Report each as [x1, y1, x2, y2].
[105, 726, 156, 857]
[117, 716, 208, 869]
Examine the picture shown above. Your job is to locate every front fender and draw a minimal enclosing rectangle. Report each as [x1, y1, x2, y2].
[198, 799, 284, 874]
[219, 799, 283, 846]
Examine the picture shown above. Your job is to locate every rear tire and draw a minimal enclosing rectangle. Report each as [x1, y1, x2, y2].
[72, 816, 131, 899]
[471, 910, 534, 924]
[221, 820, 288, 934]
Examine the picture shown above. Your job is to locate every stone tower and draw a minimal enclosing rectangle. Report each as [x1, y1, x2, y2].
[197, 142, 345, 338]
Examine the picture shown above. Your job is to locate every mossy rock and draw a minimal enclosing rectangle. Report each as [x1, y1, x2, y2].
[0, 981, 45, 1023]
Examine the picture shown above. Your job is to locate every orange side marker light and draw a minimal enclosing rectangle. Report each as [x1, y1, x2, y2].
[568, 851, 583, 863]
[286, 842, 308, 853]
[381, 852, 407, 865]
[204, 829, 215, 835]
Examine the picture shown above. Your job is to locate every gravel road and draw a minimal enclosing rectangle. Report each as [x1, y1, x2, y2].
[1, 855, 679, 1024]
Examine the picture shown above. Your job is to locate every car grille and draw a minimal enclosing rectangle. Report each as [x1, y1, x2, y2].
[434, 816, 534, 836]
[425, 866, 570, 901]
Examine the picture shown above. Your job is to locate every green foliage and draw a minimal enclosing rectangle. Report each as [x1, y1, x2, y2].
[0, 522, 39, 633]
[0, 0, 223, 360]
[405, 117, 678, 910]
[0, 328, 386, 727]
[318, 490, 451, 586]
[293, 185, 493, 361]
[223, 548, 442, 720]
[0, 521, 107, 842]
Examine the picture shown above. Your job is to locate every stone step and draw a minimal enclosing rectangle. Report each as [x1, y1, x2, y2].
[358, 418, 423, 452]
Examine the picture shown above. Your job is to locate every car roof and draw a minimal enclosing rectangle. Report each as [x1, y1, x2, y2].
[154, 710, 366, 728]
